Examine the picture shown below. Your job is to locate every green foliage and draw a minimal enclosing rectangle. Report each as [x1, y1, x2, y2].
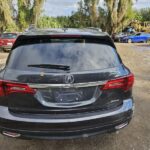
[65, 0, 101, 28]
[0, 0, 138, 34]
[135, 8, 150, 21]
[17, 0, 44, 31]
[17, 0, 30, 30]
[0, 0, 14, 32]
[37, 16, 64, 28]
[97, 7, 107, 30]
[0, 0, 44, 32]
[5, 23, 18, 32]
[134, 10, 143, 21]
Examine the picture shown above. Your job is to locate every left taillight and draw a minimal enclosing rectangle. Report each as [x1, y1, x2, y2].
[0, 80, 35, 96]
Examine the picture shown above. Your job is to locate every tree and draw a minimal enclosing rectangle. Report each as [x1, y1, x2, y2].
[70, 0, 100, 27]
[0, 0, 15, 31]
[69, 1, 88, 28]
[0, 0, 44, 31]
[17, 0, 44, 30]
[103, 0, 134, 34]
[0, 0, 135, 33]
[97, 7, 107, 31]
[84, 0, 99, 26]
[31, 0, 44, 25]
[17, 0, 31, 30]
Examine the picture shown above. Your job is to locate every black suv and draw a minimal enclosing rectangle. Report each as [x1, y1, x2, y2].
[0, 28, 134, 139]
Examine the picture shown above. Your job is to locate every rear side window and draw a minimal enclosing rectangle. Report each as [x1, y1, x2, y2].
[7, 38, 120, 72]
[1, 33, 17, 39]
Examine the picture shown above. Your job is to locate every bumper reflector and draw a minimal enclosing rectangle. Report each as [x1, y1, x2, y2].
[2, 131, 21, 138]
[115, 122, 128, 130]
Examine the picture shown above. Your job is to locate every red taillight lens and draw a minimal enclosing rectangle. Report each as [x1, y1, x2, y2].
[101, 73, 134, 91]
[0, 81, 5, 96]
[0, 41, 4, 46]
[0, 80, 35, 96]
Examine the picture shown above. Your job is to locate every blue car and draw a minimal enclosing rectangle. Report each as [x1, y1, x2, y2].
[122, 33, 150, 43]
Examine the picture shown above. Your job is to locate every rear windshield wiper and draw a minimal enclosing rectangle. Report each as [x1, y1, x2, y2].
[28, 64, 70, 71]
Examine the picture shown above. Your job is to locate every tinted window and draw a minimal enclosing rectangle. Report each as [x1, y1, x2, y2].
[1, 33, 17, 39]
[7, 39, 120, 72]
[135, 33, 141, 36]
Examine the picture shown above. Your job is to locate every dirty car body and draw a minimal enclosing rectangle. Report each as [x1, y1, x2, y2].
[0, 28, 134, 139]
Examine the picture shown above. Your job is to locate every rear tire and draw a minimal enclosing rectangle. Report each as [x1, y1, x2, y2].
[3, 48, 6, 52]
[3, 48, 9, 53]
[128, 39, 132, 43]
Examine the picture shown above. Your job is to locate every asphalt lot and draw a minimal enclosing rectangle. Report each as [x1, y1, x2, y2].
[0, 43, 150, 150]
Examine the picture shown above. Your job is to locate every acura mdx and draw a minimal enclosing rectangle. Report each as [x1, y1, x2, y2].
[0, 28, 134, 139]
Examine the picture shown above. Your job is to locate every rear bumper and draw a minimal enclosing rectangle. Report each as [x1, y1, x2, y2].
[0, 99, 134, 139]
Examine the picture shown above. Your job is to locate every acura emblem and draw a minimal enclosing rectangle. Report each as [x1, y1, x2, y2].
[65, 74, 74, 84]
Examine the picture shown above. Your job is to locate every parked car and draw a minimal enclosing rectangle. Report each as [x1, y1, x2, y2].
[112, 32, 127, 42]
[0, 28, 134, 139]
[122, 27, 136, 34]
[0, 33, 18, 52]
[122, 32, 150, 43]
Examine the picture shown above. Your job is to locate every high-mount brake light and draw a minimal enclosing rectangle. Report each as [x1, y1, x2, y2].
[0, 80, 35, 96]
[101, 73, 134, 91]
[50, 35, 81, 38]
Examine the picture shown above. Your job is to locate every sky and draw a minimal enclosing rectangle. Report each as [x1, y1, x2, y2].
[134, 0, 150, 9]
[43, 0, 79, 17]
[43, 0, 150, 17]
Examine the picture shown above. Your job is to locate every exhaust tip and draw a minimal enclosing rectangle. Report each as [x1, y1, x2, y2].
[115, 122, 128, 130]
[2, 131, 21, 138]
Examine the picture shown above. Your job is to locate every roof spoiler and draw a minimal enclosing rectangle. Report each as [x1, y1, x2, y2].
[12, 34, 116, 50]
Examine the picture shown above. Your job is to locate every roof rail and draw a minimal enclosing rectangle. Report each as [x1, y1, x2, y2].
[84, 27, 102, 32]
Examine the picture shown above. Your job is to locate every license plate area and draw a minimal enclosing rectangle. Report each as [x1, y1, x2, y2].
[54, 89, 83, 103]
[36, 87, 97, 105]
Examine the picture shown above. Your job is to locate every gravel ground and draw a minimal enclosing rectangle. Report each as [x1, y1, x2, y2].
[0, 53, 8, 65]
[0, 43, 150, 150]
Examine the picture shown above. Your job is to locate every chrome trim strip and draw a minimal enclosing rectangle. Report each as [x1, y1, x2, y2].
[0, 99, 133, 123]
[28, 81, 107, 89]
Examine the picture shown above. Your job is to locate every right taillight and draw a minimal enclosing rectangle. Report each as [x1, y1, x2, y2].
[0, 80, 36, 96]
[101, 73, 134, 91]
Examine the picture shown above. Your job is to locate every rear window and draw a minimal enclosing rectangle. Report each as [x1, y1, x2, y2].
[1, 33, 17, 39]
[7, 38, 120, 72]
